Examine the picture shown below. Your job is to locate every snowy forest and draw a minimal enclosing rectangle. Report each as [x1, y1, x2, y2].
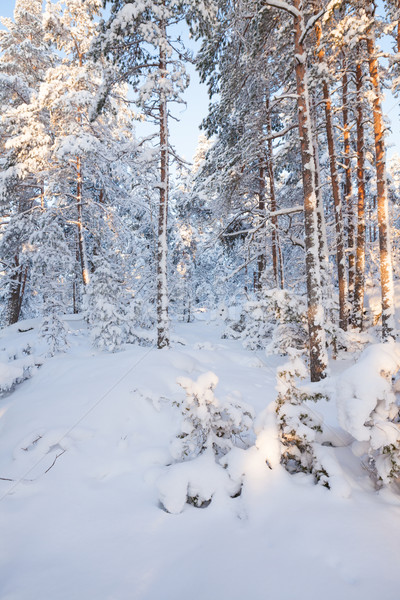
[1, 0, 400, 598]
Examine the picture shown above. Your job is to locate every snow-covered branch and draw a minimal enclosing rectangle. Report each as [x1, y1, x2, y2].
[263, 0, 300, 18]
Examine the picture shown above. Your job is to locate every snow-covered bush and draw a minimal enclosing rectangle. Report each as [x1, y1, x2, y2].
[336, 343, 400, 486]
[40, 300, 69, 357]
[29, 211, 71, 356]
[172, 372, 254, 460]
[325, 318, 375, 358]
[158, 372, 254, 512]
[0, 360, 32, 394]
[276, 352, 330, 487]
[85, 253, 130, 352]
[157, 449, 240, 514]
[0, 342, 42, 395]
[224, 288, 307, 354]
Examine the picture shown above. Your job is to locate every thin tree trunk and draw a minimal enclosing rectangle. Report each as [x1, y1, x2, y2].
[73, 242, 81, 314]
[72, 280, 77, 314]
[157, 25, 169, 349]
[278, 242, 284, 288]
[342, 61, 355, 312]
[76, 157, 90, 286]
[353, 59, 366, 330]
[398, 0, 400, 55]
[17, 266, 28, 317]
[293, 0, 328, 381]
[40, 182, 45, 210]
[366, 6, 396, 339]
[256, 163, 266, 292]
[74, 49, 89, 288]
[6, 256, 23, 325]
[310, 93, 330, 288]
[316, 22, 348, 330]
[265, 96, 279, 287]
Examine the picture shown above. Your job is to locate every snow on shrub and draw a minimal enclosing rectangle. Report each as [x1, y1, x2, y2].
[325, 320, 375, 358]
[29, 211, 71, 356]
[275, 351, 330, 487]
[157, 372, 254, 513]
[336, 342, 400, 485]
[0, 362, 26, 393]
[0, 354, 41, 394]
[224, 288, 307, 354]
[40, 300, 69, 357]
[172, 372, 254, 459]
[157, 449, 239, 514]
[86, 254, 130, 352]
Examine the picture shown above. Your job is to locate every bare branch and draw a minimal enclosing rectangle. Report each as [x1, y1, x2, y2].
[45, 449, 66, 474]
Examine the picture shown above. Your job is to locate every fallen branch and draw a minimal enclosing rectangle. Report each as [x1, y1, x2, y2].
[45, 449, 66, 474]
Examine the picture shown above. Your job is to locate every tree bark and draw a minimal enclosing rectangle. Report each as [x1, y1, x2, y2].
[310, 93, 330, 289]
[265, 95, 283, 288]
[397, 0, 400, 55]
[315, 22, 348, 330]
[342, 61, 355, 312]
[6, 255, 24, 325]
[353, 58, 366, 330]
[255, 163, 266, 292]
[76, 157, 90, 286]
[293, 0, 328, 381]
[157, 26, 169, 349]
[366, 6, 396, 339]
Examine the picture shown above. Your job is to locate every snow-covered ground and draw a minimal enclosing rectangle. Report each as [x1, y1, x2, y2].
[0, 316, 399, 600]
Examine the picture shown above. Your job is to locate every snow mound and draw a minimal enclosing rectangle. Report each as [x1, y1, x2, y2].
[0, 362, 25, 392]
[336, 342, 400, 441]
[157, 448, 239, 514]
[0, 355, 41, 393]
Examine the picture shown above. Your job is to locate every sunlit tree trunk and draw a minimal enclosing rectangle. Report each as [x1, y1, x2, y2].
[315, 22, 348, 330]
[293, 0, 328, 381]
[366, 5, 396, 339]
[342, 60, 355, 312]
[353, 58, 366, 329]
[397, 0, 400, 55]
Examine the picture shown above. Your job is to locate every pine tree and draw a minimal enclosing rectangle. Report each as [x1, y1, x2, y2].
[85, 251, 130, 352]
[95, 0, 216, 349]
[0, 0, 53, 326]
[29, 210, 72, 356]
[365, 1, 396, 340]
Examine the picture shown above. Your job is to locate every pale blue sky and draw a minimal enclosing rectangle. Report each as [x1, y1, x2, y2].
[0, 0, 209, 163]
[0, 0, 399, 164]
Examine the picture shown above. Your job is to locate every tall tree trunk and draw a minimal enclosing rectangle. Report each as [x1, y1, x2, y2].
[255, 163, 266, 292]
[310, 93, 330, 289]
[397, 0, 400, 55]
[293, 0, 328, 381]
[76, 156, 90, 286]
[157, 26, 169, 349]
[265, 96, 279, 287]
[353, 58, 366, 330]
[342, 61, 355, 313]
[316, 22, 348, 330]
[366, 5, 396, 339]
[75, 49, 89, 288]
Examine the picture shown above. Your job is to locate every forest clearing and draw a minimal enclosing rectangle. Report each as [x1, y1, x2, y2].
[1, 0, 400, 598]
